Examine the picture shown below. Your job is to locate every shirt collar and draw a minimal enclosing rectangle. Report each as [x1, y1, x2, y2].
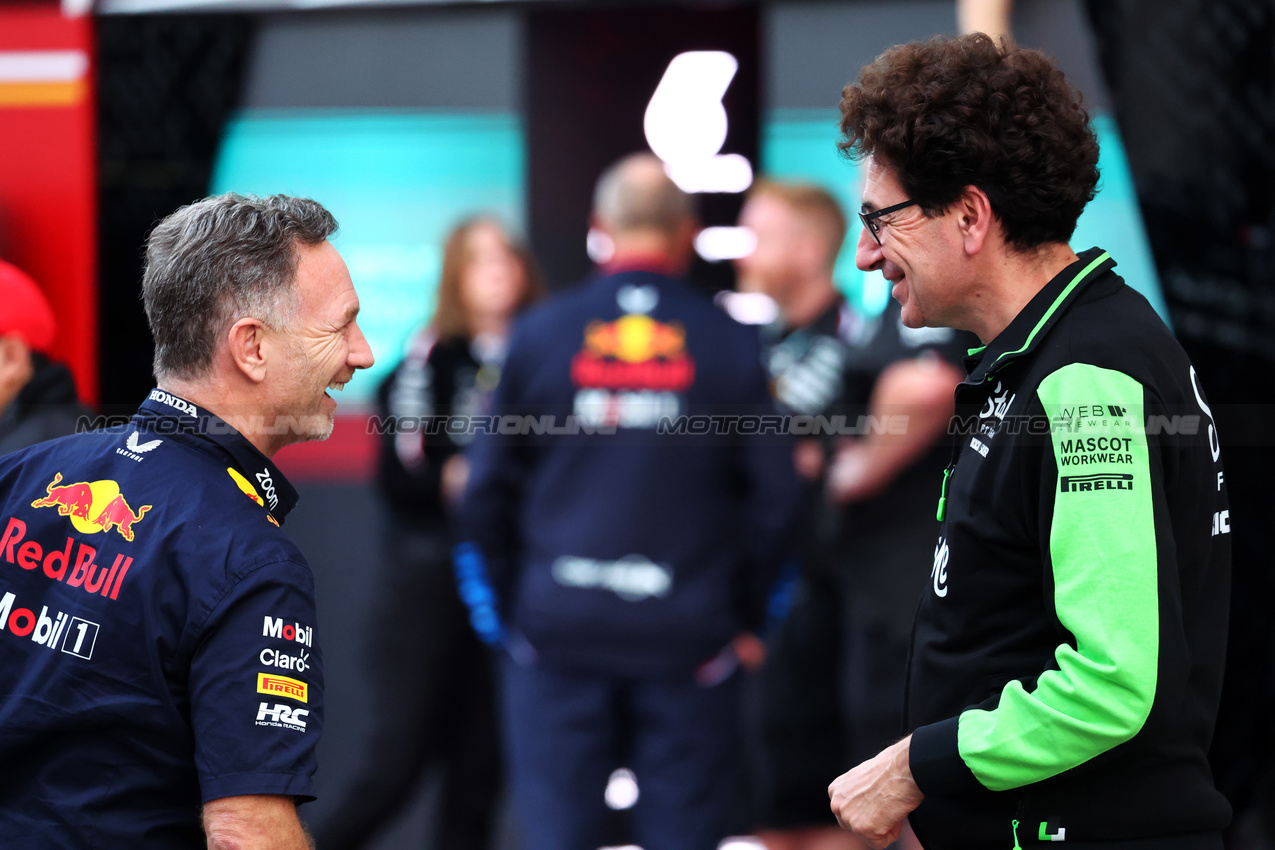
[965, 247, 1114, 383]
[131, 388, 301, 524]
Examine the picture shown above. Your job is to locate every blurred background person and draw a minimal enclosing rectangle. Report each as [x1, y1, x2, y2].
[734, 180, 968, 850]
[0, 259, 91, 456]
[312, 218, 542, 850]
[454, 153, 802, 850]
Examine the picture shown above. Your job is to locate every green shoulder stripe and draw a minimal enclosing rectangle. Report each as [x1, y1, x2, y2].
[989, 252, 1110, 371]
[957, 363, 1158, 791]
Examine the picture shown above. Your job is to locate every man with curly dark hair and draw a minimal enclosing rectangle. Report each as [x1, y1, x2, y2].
[827, 34, 1232, 850]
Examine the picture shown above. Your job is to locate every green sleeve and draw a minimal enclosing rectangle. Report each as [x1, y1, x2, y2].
[957, 363, 1159, 792]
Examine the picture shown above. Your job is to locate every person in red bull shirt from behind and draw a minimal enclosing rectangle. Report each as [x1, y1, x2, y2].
[0, 193, 373, 848]
[455, 153, 803, 850]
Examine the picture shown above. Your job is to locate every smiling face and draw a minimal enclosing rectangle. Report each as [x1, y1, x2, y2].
[855, 156, 970, 330]
[269, 240, 374, 444]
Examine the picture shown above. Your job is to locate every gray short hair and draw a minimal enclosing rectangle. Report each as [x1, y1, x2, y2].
[593, 153, 695, 237]
[142, 193, 338, 381]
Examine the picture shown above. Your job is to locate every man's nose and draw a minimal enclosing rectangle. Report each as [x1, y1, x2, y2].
[855, 226, 884, 272]
[348, 320, 375, 370]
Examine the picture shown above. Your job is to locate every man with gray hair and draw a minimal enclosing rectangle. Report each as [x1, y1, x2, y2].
[454, 153, 802, 849]
[0, 193, 373, 848]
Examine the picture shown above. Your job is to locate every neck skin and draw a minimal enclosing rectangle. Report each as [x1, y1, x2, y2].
[468, 312, 509, 340]
[962, 242, 1080, 344]
[158, 376, 283, 460]
[776, 272, 840, 329]
[607, 228, 693, 276]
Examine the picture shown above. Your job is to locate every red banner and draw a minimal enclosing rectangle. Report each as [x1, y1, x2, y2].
[0, 5, 96, 403]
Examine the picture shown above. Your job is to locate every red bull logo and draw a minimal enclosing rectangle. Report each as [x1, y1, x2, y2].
[1, 517, 135, 601]
[31, 473, 151, 543]
[571, 314, 695, 392]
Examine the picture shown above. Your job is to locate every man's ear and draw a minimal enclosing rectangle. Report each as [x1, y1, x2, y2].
[957, 185, 996, 256]
[226, 318, 269, 383]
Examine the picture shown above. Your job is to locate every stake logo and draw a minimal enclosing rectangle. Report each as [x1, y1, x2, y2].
[30, 473, 151, 542]
[931, 537, 950, 598]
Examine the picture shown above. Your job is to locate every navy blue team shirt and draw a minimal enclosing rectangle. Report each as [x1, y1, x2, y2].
[456, 268, 802, 678]
[0, 389, 322, 847]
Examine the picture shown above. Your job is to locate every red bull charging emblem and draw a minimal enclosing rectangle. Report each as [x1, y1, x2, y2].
[571, 314, 695, 392]
[31, 473, 152, 543]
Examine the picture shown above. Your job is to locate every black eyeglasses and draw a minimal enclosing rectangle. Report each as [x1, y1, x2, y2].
[859, 199, 920, 245]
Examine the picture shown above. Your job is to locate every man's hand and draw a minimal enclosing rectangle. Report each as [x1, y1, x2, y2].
[828, 735, 924, 849]
[203, 794, 312, 850]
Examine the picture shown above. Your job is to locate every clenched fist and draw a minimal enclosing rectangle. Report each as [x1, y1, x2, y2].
[828, 735, 924, 849]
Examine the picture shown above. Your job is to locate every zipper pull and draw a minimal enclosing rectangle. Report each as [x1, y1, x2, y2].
[936, 467, 953, 521]
[1011, 819, 1023, 850]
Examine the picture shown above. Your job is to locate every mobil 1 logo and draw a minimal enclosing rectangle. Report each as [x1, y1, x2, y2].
[0, 589, 100, 659]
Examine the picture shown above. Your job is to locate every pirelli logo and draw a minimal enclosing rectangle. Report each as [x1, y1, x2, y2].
[1060, 473, 1134, 494]
[256, 672, 308, 703]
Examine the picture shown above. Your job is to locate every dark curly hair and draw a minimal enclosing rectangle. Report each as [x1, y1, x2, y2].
[838, 34, 1099, 250]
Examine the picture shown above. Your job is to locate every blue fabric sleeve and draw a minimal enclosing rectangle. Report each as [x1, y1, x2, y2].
[188, 560, 323, 803]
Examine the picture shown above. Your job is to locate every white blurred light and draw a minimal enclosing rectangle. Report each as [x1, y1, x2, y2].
[718, 839, 767, 850]
[0, 51, 88, 82]
[665, 154, 754, 194]
[715, 291, 780, 326]
[604, 768, 640, 810]
[587, 228, 616, 265]
[644, 51, 737, 166]
[61, 0, 94, 17]
[695, 226, 758, 263]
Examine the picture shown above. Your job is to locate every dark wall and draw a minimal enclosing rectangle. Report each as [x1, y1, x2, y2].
[526, 3, 760, 292]
[1085, 1, 1275, 842]
[96, 16, 255, 414]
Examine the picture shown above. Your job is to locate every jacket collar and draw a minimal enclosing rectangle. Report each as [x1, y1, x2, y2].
[131, 388, 300, 523]
[965, 247, 1114, 383]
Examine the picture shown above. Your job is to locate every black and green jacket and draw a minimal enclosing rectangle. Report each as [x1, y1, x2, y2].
[906, 248, 1232, 849]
